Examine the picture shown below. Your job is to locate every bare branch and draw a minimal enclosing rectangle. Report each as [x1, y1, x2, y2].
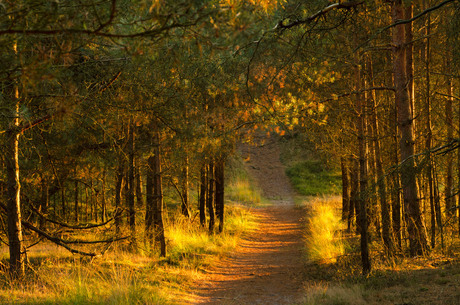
[0, 202, 127, 257]
[275, 1, 364, 30]
[25, 197, 116, 230]
[318, 86, 395, 104]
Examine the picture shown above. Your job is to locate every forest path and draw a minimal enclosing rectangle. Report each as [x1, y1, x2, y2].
[191, 137, 306, 305]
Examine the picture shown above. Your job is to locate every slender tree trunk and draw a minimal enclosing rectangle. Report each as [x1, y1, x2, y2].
[114, 161, 124, 236]
[445, 58, 455, 219]
[392, 0, 428, 256]
[349, 156, 358, 232]
[6, 70, 25, 277]
[135, 163, 143, 210]
[341, 156, 350, 223]
[146, 156, 154, 247]
[423, 10, 436, 248]
[207, 161, 215, 234]
[40, 181, 49, 230]
[199, 164, 207, 227]
[61, 185, 66, 221]
[356, 61, 371, 275]
[405, 6, 415, 136]
[215, 159, 225, 233]
[90, 178, 93, 221]
[101, 170, 106, 223]
[370, 88, 393, 254]
[433, 163, 444, 249]
[85, 186, 88, 222]
[458, 82, 460, 237]
[153, 126, 166, 257]
[74, 175, 79, 223]
[181, 154, 190, 218]
[126, 122, 136, 248]
[391, 98, 402, 249]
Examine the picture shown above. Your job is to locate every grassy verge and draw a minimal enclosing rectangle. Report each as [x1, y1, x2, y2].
[286, 160, 341, 196]
[299, 196, 460, 305]
[0, 204, 256, 305]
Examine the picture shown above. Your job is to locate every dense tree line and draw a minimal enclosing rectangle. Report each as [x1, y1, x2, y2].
[255, 0, 460, 275]
[1, 0, 459, 278]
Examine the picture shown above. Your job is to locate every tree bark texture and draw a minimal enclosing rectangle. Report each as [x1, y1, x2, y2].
[114, 160, 124, 236]
[341, 156, 350, 224]
[392, 0, 428, 256]
[181, 155, 190, 218]
[146, 155, 154, 246]
[152, 127, 166, 257]
[215, 159, 225, 233]
[207, 161, 215, 234]
[356, 63, 371, 275]
[445, 59, 455, 219]
[350, 156, 359, 232]
[423, 10, 436, 248]
[368, 59, 393, 254]
[199, 164, 207, 227]
[6, 81, 25, 277]
[127, 122, 136, 246]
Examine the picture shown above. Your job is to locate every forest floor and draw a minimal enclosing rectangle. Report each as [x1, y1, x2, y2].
[191, 136, 307, 305]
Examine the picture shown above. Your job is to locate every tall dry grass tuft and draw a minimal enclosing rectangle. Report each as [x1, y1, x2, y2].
[302, 283, 366, 305]
[0, 204, 255, 304]
[304, 197, 346, 264]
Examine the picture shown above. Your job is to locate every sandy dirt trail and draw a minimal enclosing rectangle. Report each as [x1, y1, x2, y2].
[192, 138, 306, 305]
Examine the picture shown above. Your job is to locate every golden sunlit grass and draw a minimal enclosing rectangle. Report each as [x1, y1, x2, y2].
[0, 204, 256, 305]
[303, 196, 346, 264]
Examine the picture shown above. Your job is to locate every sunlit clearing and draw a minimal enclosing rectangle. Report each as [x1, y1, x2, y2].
[305, 198, 346, 263]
